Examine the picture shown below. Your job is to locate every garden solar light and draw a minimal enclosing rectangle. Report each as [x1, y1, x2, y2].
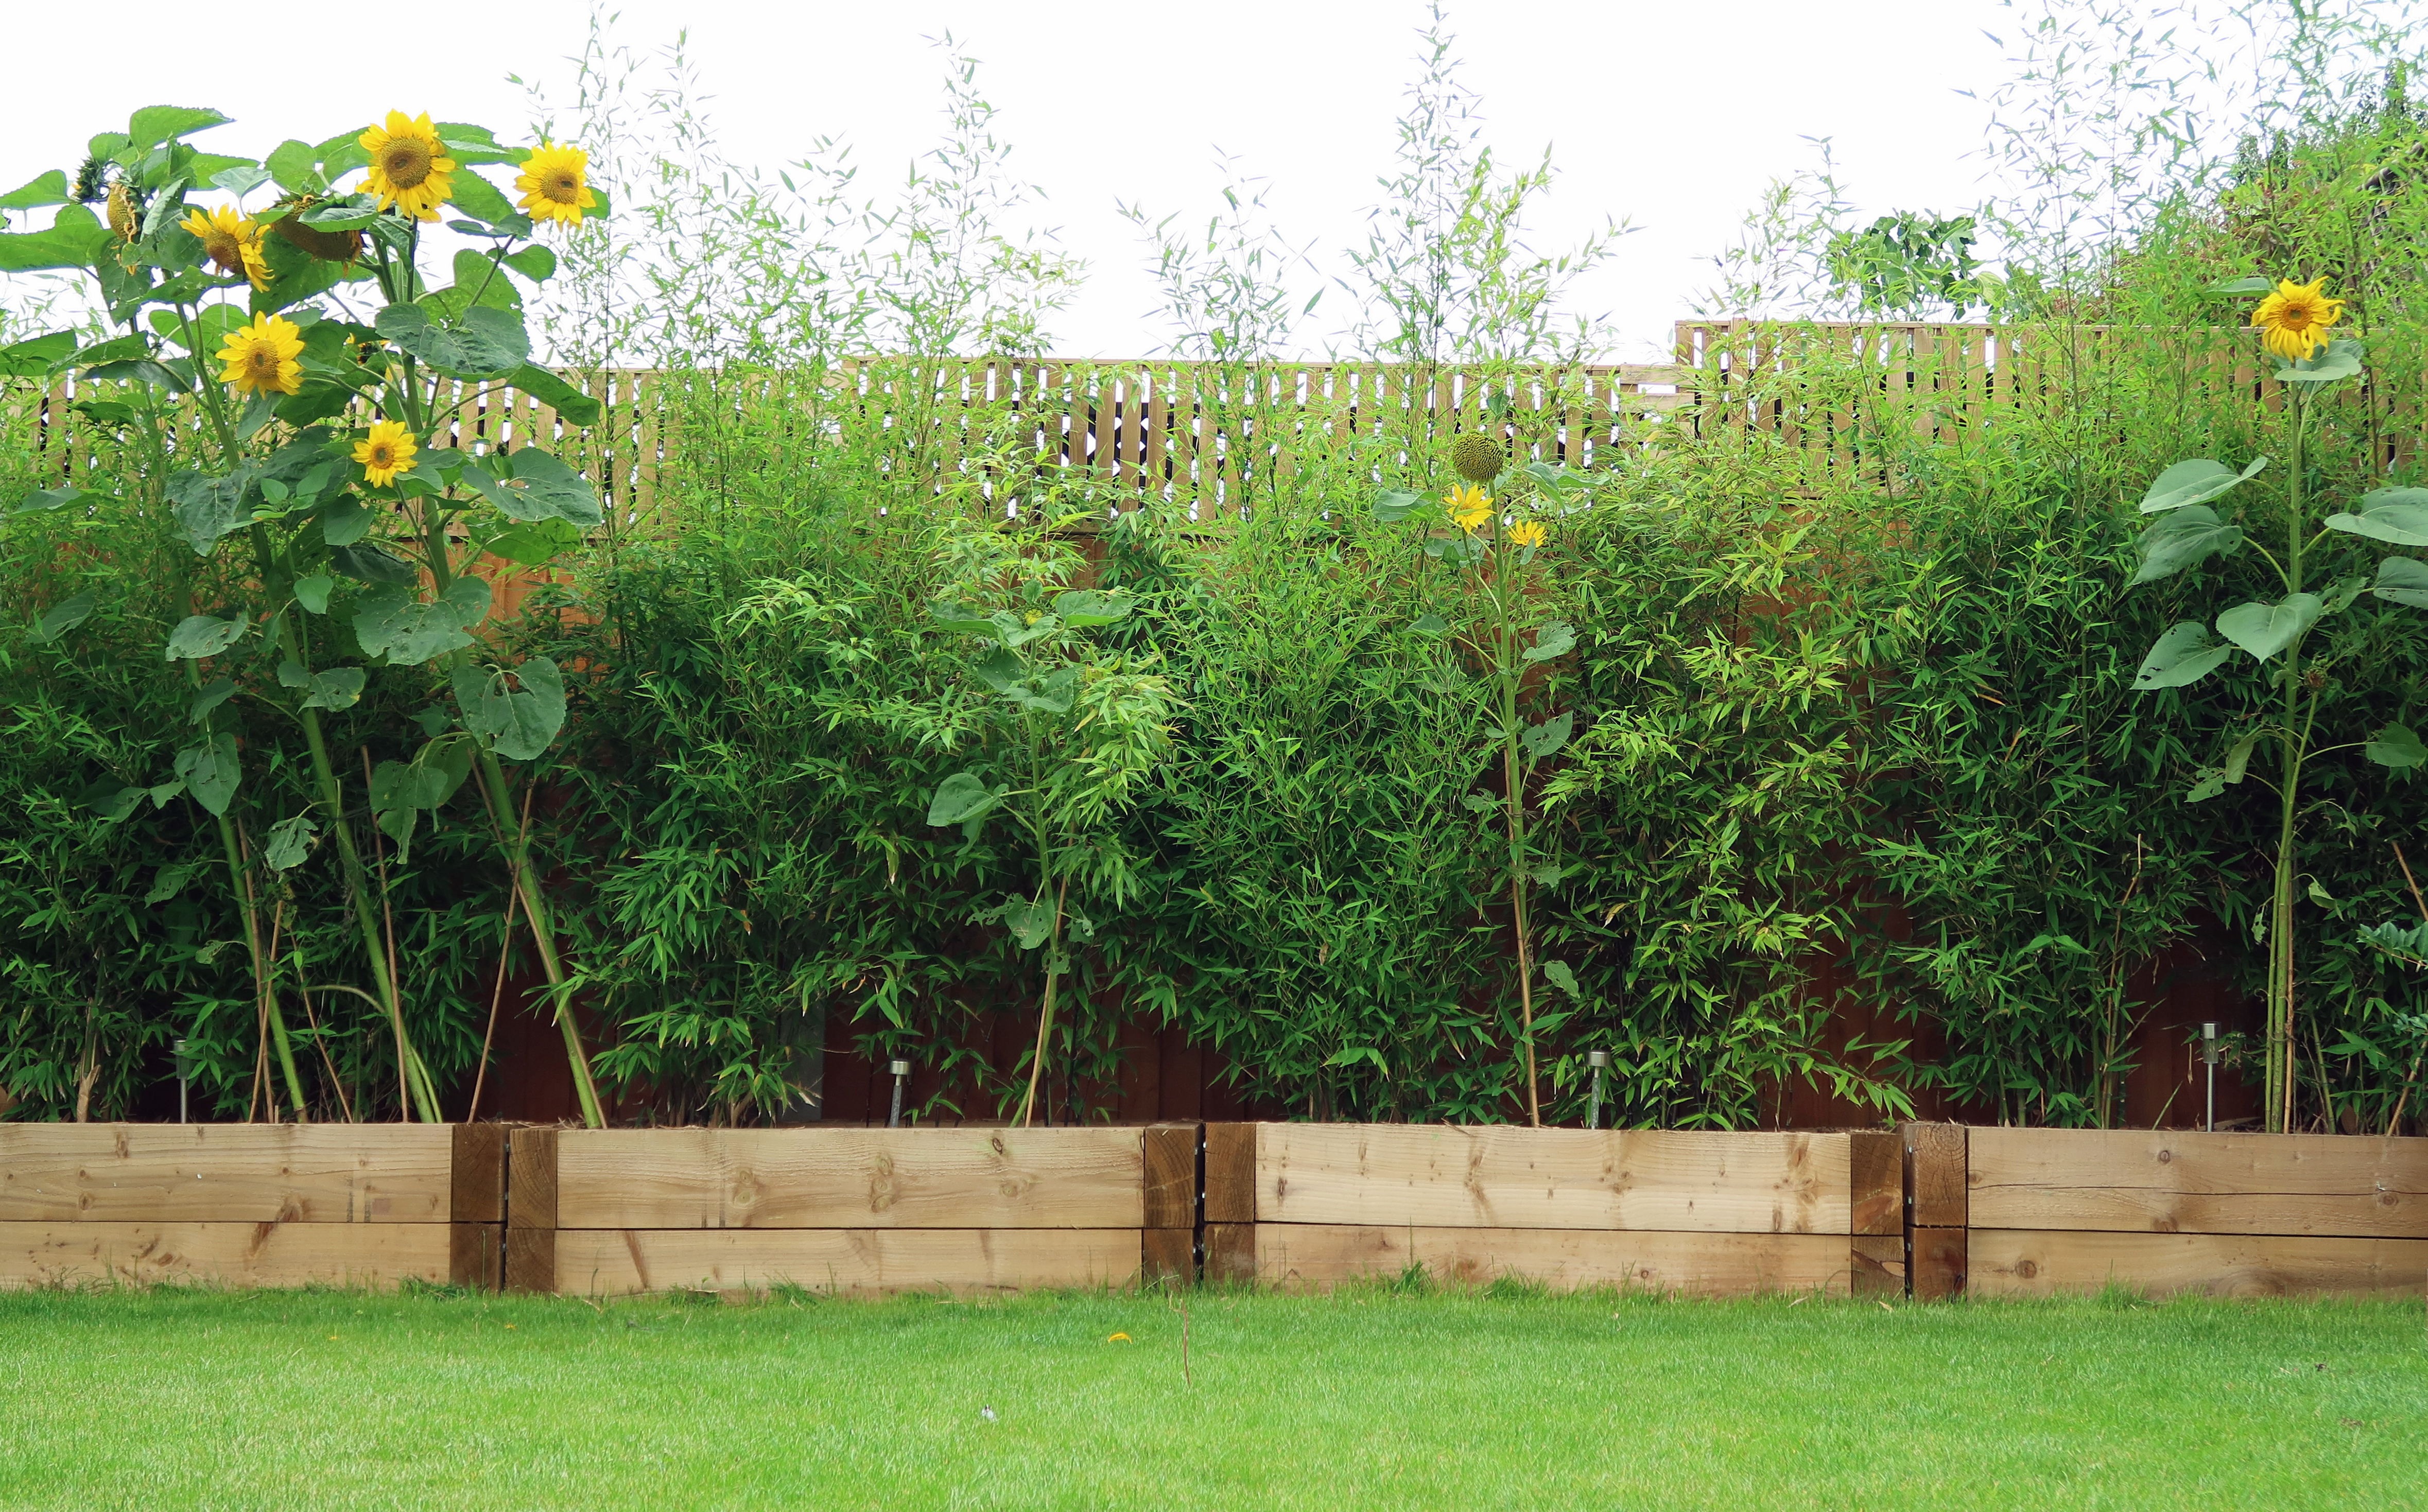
[1587, 1051, 1608, 1130]
[172, 1038, 192, 1124]
[889, 1060, 911, 1129]
[2201, 1023, 2219, 1133]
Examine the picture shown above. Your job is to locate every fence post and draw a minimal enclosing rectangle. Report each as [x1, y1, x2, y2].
[504, 1126, 559, 1295]
[1903, 1122, 1969, 1301]
[1848, 1129, 1904, 1295]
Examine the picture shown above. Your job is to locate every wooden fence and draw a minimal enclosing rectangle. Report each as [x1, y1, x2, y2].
[4, 1121, 2419, 1299]
[0, 1123, 502, 1289]
[15, 319, 2418, 532]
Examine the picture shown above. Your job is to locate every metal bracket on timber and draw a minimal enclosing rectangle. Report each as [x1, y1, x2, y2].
[1902, 1122, 1969, 1301]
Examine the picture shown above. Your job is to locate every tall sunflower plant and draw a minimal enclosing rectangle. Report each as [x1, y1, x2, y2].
[1373, 421, 1596, 1126]
[0, 105, 614, 1126]
[2127, 274, 2428, 1134]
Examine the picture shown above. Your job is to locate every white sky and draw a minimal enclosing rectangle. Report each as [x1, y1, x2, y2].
[7, 0, 2026, 361]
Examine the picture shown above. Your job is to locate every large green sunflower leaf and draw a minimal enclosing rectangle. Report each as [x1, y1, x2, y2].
[173, 733, 241, 816]
[127, 106, 232, 150]
[353, 578, 491, 665]
[2215, 594, 2322, 662]
[374, 303, 529, 379]
[450, 656, 566, 761]
[2131, 621, 2239, 691]
[2131, 504, 2244, 583]
[2325, 489, 2428, 549]
[2137, 456, 2266, 514]
[2374, 557, 2428, 609]
[0, 171, 68, 211]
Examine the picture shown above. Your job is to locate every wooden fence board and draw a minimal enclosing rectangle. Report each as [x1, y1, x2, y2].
[1967, 1128, 2428, 1238]
[1912, 1227, 1967, 1302]
[0, 1220, 452, 1289]
[1904, 1123, 1969, 1231]
[552, 1227, 1143, 1295]
[1203, 1124, 1258, 1223]
[1238, 1224, 1849, 1295]
[1969, 1229, 2428, 1299]
[1849, 1130, 1901, 1236]
[1248, 1124, 1851, 1234]
[1142, 1124, 1197, 1231]
[0, 1124, 454, 1224]
[1850, 1233, 1905, 1296]
[551, 1127, 1145, 1230]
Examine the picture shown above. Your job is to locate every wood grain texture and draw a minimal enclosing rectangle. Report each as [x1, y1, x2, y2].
[1143, 1123, 1199, 1230]
[1250, 1124, 1852, 1234]
[450, 1124, 507, 1223]
[1912, 1226, 1967, 1302]
[1968, 1128, 2428, 1238]
[0, 1220, 451, 1289]
[449, 1222, 502, 1290]
[553, 1227, 1143, 1295]
[1970, 1229, 2428, 1298]
[505, 1227, 556, 1294]
[1848, 1131, 1902, 1236]
[506, 1126, 558, 1230]
[551, 1127, 1145, 1230]
[1204, 1222, 1256, 1283]
[0, 1124, 453, 1224]
[1203, 1124, 1257, 1224]
[1850, 1234, 1906, 1296]
[1903, 1123, 1969, 1230]
[1238, 1224, 1849, 1296]
[1142, 1226, 1195, 1285]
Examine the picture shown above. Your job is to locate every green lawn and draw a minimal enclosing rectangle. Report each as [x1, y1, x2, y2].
[0, 1283, 2419, 1509]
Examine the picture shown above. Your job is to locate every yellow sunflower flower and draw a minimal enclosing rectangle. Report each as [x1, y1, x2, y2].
[515, 143, 597, 229]
[359, 112, 457, 221]
[180, 205, 270, 291]
[353, 421, 418, 488]
[2251, 276, 2344, 362]
[1445, 484, 1493, 533]
[217, 312, 305, 398]
[1506, 519, 1548, 550]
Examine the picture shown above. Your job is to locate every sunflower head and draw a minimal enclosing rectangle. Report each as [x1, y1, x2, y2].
[358, 111, 458, 222]
[1450, 430, 1504, 484]
[181, 205, 270, 290]
[515, 142, 597, 230]
[353, 421, 418, 488]
[268, 197, 365, 264]
[216, 312, 305, 398]
[1506, 519, 1548, 550]
[106, 182, 142, 242]
[71, 155, 108, 204]
[2251, 276, 2345, 362]
[1445, 484, 1494, 533]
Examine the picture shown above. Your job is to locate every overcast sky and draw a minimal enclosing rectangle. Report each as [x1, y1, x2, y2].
[8, 0, 2027, 360]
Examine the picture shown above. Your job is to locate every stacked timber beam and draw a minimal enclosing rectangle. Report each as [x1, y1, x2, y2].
[0, 1124, 502, 1289]
[1200, 1122, 1899, 1297]
[1963, 1128, 2428, 1299]
[503, 1125, 1156, 1296]
[3, 1121, 2420, 1299]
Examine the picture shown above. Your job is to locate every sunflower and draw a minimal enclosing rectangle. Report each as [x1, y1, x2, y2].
[1505, 519, 1548, 550]
[180, 205, 270, 290]
[105, 182, 141, 242]
[358, 111, 457, 221]
[2251, 276, 2344, 362]
[515, 143, 597, 229]
[1445, 484, 1493, 533]
[216, 312, 305, 398]
[353, 421, 418, 488]
[1450, 430, 1504, 484]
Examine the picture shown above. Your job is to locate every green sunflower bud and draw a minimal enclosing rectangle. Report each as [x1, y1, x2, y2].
[1450, 431, 1504, 484]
